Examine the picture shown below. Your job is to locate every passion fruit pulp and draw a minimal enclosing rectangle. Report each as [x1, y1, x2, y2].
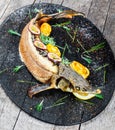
[48, 52, 61, 64]
[34, 40, 46, 50]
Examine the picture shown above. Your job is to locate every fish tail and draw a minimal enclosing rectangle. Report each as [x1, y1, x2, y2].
[28, 83, 53, 98]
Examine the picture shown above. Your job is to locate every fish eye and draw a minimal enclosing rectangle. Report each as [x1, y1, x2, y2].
[76, 86, 80, 90]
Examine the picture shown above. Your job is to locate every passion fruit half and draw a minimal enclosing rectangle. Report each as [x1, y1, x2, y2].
[34, 40, 46, 50]
[29, 24, 40, 35]
[48, 52, 61, 64]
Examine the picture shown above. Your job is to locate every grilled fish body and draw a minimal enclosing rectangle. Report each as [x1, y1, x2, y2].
[19, 10, 92, 98]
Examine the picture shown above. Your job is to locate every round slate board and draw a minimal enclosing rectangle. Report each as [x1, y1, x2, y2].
[0, 3, 115, 126]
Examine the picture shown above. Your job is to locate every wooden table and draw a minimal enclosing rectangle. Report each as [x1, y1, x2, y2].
[0, 0, 115, 130]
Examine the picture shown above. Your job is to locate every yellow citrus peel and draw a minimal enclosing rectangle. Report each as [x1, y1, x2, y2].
[73, 89, 101, 100]
[70, 61, 90, 79]
[46, 44, 61, 57]
[40, 22, 52, 36]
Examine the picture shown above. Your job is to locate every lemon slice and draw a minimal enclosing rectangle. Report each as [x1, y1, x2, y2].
[73, 89, 101, 100]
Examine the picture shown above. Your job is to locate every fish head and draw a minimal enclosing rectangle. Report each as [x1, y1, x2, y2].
[58, 63, 92, 92]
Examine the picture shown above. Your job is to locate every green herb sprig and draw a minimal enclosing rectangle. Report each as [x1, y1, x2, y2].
[45, 95, 68, 109]
[17, 80, 37, 85]
[103, 69, 106, 83]
[76, 98, 94, 106]
[0, 68, 8, 75]
[52, 21, 71, 28]
[8, 29, 21, 36]
[84, 42, 105, 53]
[81, 54, 92, 64]
[13, 65, 24, 73]
[95, 94, 103, 99]
[95, 63, 109, 71]
[36, 99, 44, 112]
[40, 33, 55, 45]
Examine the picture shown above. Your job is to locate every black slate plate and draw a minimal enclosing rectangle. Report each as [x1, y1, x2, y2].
[0, 3, 115, 126]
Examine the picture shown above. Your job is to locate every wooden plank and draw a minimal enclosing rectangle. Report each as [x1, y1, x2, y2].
[0, 0, 115, 130]
[62, 0, 93, 16]
[0, 0, 11, 19]
[0, 0, 34, 24]
[103, 0, 115, 56]
[0, 86, 20, 130]
[78, 92, 115, 130]
[87, 0, 111, 32]
[12, 0, 93, 130]
[13, 111, 55, 130]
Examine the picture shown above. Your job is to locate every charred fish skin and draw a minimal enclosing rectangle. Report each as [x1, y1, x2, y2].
[28, 63, 92, 98]
[58, 63, 92, 92]
[34, 10, 85, 27]
[25, 10, 93, 98]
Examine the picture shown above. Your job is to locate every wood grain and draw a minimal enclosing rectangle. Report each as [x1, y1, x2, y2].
[0, 86, 20, 130]
[88, 0, 111, 32]
[0, 0, 115, 130]
[0, 0, 11, 19]
[103, 0, 115, 56]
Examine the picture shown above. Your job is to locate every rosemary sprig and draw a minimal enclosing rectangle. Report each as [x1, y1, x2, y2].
[52, 21, 71, 27]
[72, 28, 77, 43]
[13, 65, 24, 73]
[77, 39, 87, 52]
[95, 63, 109, 71]
[45, 95, 68, 109]
[84, 42, 105, 53]
[45, 102, 65, 109]
[66, 29, 73, 40]
[54, 95, 68, 104]
[0, 68, 8, 75]
[103, 69, 106, 83]
[8, 29, 21, 36]
[17, 80, 37, 85]
[61, 44, 67, 59]
[36, 99, 44, 112]
[81, 54, 92, 64]
[55, 45, 64, 49]
[76, 98, 94, 106]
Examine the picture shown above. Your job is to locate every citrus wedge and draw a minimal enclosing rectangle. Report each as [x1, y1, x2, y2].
[73, 89, 101, 100]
